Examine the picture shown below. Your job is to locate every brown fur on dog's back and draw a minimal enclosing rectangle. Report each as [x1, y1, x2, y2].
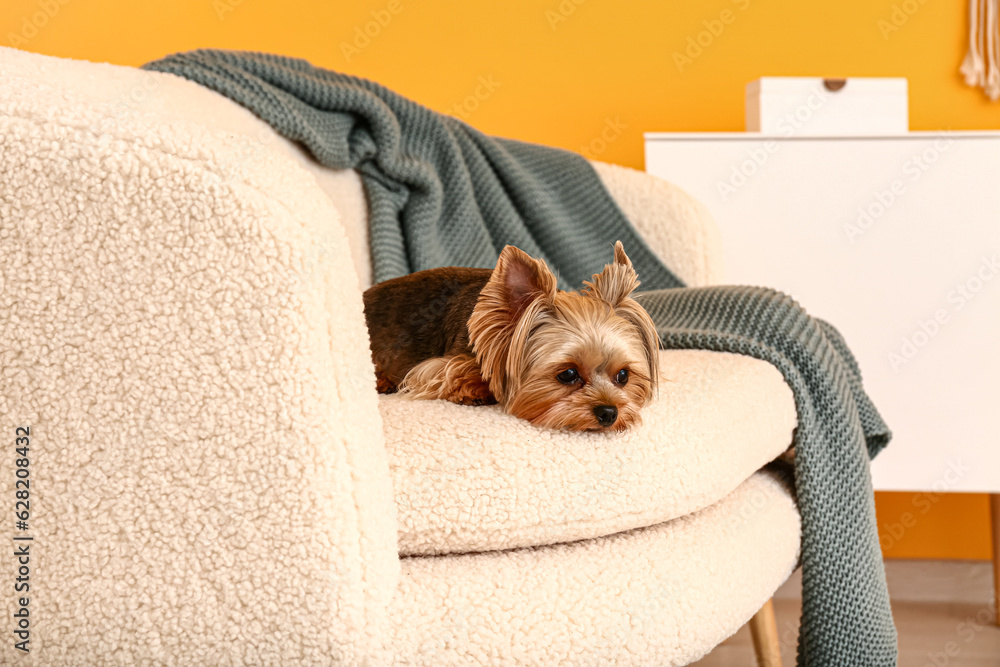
[363, 267, 491, 391]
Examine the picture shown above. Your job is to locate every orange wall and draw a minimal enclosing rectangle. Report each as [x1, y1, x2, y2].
[875, 491, 992, 560]
[3, 0, 994, 559]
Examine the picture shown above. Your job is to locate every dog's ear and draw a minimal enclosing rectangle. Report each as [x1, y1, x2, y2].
[617, 297, 661, 402]
[467, 246, 556, 401]
[490, 245, 557, 316]
[584, 241, 641, 307]
[586, 242, 659, 400]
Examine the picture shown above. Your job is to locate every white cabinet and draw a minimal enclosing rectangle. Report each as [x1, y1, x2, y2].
[645, 131, 1000, 493]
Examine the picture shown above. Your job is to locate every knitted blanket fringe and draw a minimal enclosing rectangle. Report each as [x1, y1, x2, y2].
[143, 50, 898, 666]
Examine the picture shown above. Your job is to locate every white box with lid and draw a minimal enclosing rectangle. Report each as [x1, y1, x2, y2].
[745, 77, 908, 135]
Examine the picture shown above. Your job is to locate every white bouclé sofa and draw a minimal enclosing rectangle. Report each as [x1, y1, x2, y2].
[0, 47, 801, 665]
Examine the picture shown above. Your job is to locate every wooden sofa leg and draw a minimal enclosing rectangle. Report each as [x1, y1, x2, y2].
[991, 493, 1000, 627]
[749, 598, 781, 667]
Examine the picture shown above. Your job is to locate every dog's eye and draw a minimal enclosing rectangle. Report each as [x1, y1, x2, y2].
[616, 368, 629, 385]
[557, 368, 580, 384]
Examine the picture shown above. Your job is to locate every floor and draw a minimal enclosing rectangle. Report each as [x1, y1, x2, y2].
[691, 560, 1000, 666]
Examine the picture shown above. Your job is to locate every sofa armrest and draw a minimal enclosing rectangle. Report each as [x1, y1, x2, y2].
[591, 160, 724, 287]
[0, 47, 397, 665]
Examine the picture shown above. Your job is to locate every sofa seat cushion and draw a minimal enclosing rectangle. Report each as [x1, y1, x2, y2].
[382, 349, 796, 556]
[389, 468, 801, 666]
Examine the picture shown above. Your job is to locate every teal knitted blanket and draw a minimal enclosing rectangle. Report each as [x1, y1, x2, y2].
[144, 50, 897, 666]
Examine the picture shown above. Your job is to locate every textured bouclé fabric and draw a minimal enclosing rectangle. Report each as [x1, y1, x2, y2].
[385, 349, 796, 556]
[1, 47, 399, 665]
[143, 50, 898, 666]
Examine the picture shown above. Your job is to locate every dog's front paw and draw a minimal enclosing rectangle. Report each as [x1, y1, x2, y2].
[459, 396, 499, 407]
[375, 370, 398, 394]
[447, 379, 496, 406]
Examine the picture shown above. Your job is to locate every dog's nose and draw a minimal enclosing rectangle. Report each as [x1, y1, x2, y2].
[593, 404, 618, 427]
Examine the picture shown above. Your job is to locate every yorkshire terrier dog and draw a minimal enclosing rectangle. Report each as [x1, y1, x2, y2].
[363, 242, 660, 431]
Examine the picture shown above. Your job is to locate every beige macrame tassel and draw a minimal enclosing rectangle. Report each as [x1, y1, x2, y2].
[988, 0, 1000, 99]
[961, 0, 1000, 100]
